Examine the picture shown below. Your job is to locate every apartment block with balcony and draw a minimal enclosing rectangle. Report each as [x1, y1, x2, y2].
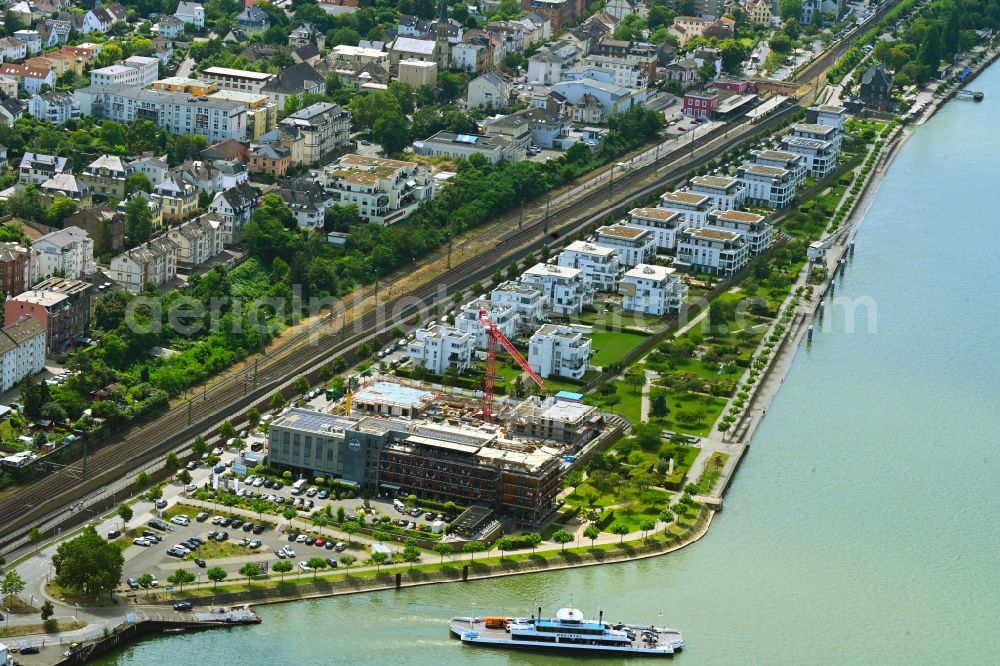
[407, 324, 476, 374]
[675, 227, 749, 277]
[620, 263, 688, 316]
[593, 223, 655, 268]
[685, 175, 746, 211]
[31, 227, 94, 282]
[658, 190, 713, 228]
[520, 263, 591, 316]
[750, 149, 806, 190]
[489, 280, 546, 330]
[321, 154, 433, 225]
[627, 207, 690, 251]
[166, 214, 224, 268]
[706, 210, 774, 256]
[455, 298, 519, 349]
[200, 66, 274, 94]
[556, 241, 623, 292]
[780, 134, 837, 177]
[528, 323, 592, 380]
[789, 121, 842, 154]
[28, 91, 80, 125]
[279, 102, 351, 166]
[5, 277, 91, 353]
[153, 175, 199, 222]
[737, 164, 797, 209]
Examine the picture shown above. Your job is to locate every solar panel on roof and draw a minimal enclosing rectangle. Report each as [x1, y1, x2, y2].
[454, 134, 478, 144]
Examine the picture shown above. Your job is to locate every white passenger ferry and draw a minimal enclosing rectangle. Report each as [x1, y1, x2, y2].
[450, 607, 683, 657]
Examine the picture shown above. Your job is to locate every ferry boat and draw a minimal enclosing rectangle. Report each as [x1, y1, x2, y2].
[449, 607, 683, 657]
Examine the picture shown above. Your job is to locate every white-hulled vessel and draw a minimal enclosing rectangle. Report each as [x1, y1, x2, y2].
[450, 607, 683, 657]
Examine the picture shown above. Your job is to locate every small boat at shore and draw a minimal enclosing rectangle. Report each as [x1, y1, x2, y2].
[450, 607, 683, 657]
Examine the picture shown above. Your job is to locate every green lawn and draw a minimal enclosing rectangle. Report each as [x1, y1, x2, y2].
[563, 482, 618, 509]
[588, 329, 647, 368]
[695, 452, 729, 494]
[646, 389, 727, 438]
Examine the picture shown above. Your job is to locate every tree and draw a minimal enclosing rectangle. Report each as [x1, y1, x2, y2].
[373, 111, 410, 155]
[28, 527, 42, 549]
[583, 525, 600, 547]
[336, 506, 346, 523]
[206, 566, 228, 590]
[1, 570, 25, 604]
[167, 569, 197, 592]
[698, 60, 716, 83]
[218, 420, 236, 444]
[625, 369, 645, 394]
[191, 435, 207, 457]
[576, 484, 602, 508]
[342, 520, 360, 543]
[639, 519, 656, 539]
[165, 452, 181, 471]
[238, 562, 259, 588]
[610, 522, 630, 544]
[124, 196, 153, 244]
[117, 503, 133, 526]
[778, 0, 802, 22]
[433, 542, 453, 563]
[176, 469, 192, 485]
[126, 173, 153, 194]
[52, 526, 125, 599]
[463, 540, 485, 562]
[47, 197, 77, 226]
[272, 559, 293, 581]
[522, 532, 541, 554]
[146, 485, 163, 502]
[136, 471, 151, 490]
[339, 555, 357, 571]
[371, 551, 388, 572]
[306, 556, 327, 580]
[246, 406, 261, 430]
[402, 545, 420, 569]
[293, 376, 310, 397]
[494, 536, 514, 560]
[134, 572, 154, 595]
[270, 393, 286, 411]
[613, 13, 646, 41]
[551, 530, 574, 553]
[650, 392, 669, 418]
[40, 599, 55, 623]
[658, 510, 675, 525]
[282, 507, 297, 526]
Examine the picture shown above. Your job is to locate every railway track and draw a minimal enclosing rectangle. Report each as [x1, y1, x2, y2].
[0, 93, 800, 544]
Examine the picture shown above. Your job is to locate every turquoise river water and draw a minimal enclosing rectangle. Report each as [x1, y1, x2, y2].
[97, 67, 1000, 665]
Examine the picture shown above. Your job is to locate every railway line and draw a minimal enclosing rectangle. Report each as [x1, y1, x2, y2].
[0, 84, 805, 548]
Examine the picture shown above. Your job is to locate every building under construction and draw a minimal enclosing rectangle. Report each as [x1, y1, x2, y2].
[267, 383, 605, 526]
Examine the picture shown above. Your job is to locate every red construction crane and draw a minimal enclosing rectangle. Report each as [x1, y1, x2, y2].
[479, 308, 543, 422]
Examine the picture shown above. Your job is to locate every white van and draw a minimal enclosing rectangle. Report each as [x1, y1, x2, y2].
[291, 478, 308, 495]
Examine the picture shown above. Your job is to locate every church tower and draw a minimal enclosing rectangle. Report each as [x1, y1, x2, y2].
[434, 0, 451, 70]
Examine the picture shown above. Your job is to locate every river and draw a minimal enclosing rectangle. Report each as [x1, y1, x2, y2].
[96, 68, 1000, 665]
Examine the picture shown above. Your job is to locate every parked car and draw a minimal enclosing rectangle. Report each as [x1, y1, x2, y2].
[211, 447, 222, 456]
[107, 530, 122, 540]
[324, 541, 335, 550]
[194, 558, 206, 567]
[298, 560, 312, 571]
[317, 490, 329, 499]
[288, 533, 299, 542]
[185, 461, 197, 471]
[276, 549, 287, 559]
[155, 499, 168, 509]
[248, 540, 262, 549]
[242, 522, 254, 532]
[171, 515, 190, 526]
[252, 524, 265, 534]
[305, 488, 317, 497]
[215, 531, 229, 541]
[132, 538, 150, 547]
[185, 484, 198, 493]
[325, 557, 339, 568]
[196, 512, 209, 522]
[314, 539, 326, 547]
[283, 547, 296, 558]
[126, 578, 139, 590]
[335, 542, 347, 552]
[173, 602, 193, 611]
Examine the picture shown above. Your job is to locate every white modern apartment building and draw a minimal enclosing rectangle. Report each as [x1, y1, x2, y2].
[627, 207, 690, 251]
[200, 67, 274, 94]
[676, 227, 749, 277]
[29, 91, 80, 125]
[321, 155, 434, 225]
[780, 135, 837, 177]
[109, 237, 178, 293]
[620, 264, 688, 316]
[556, 241, 623, 292]
[593, 224, 655, 268]
[489, 281, 546, 330]
[412, 130, 522, 164]
[0, 316, 46, 393]
[685, 175, 746, 211]
[528, 324, 592, 380]
[90, 56, 160, 87]
[31, 227, 95, 282]
[520, 263, 591, 316]
[407, 325, 476, 374]
[19, 153, 69, 186]
[788, 122, 842, 154]
[658, 190, 713, 228]
[805, 104, 847, 132]
[705, 210, 774, 256]
[737, 164, 797, 209]
[750, 149, 806, 190]
[75, 85, 247, 143]
[455, 298, 519, 349]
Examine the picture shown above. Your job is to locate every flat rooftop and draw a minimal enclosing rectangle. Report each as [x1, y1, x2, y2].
[271, 408, 358, 435]
[563, 240, 616, 257]
[742, 164, 788, 177]
[792, 122, 836, 136]
[754, 149, 801, 162]
[353, 381, 434, 408]
[596, 224, 648, 241]
[712, 210, 765, 224]
[201, 66, 274, 80]
[660, 191, 710, 207]
[624, 263, 677, 281]
[690, 175, 740, 190]
[523, 263, 581, 279]
[630, 207, 681, 221]
[685, 227, 742, 242]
